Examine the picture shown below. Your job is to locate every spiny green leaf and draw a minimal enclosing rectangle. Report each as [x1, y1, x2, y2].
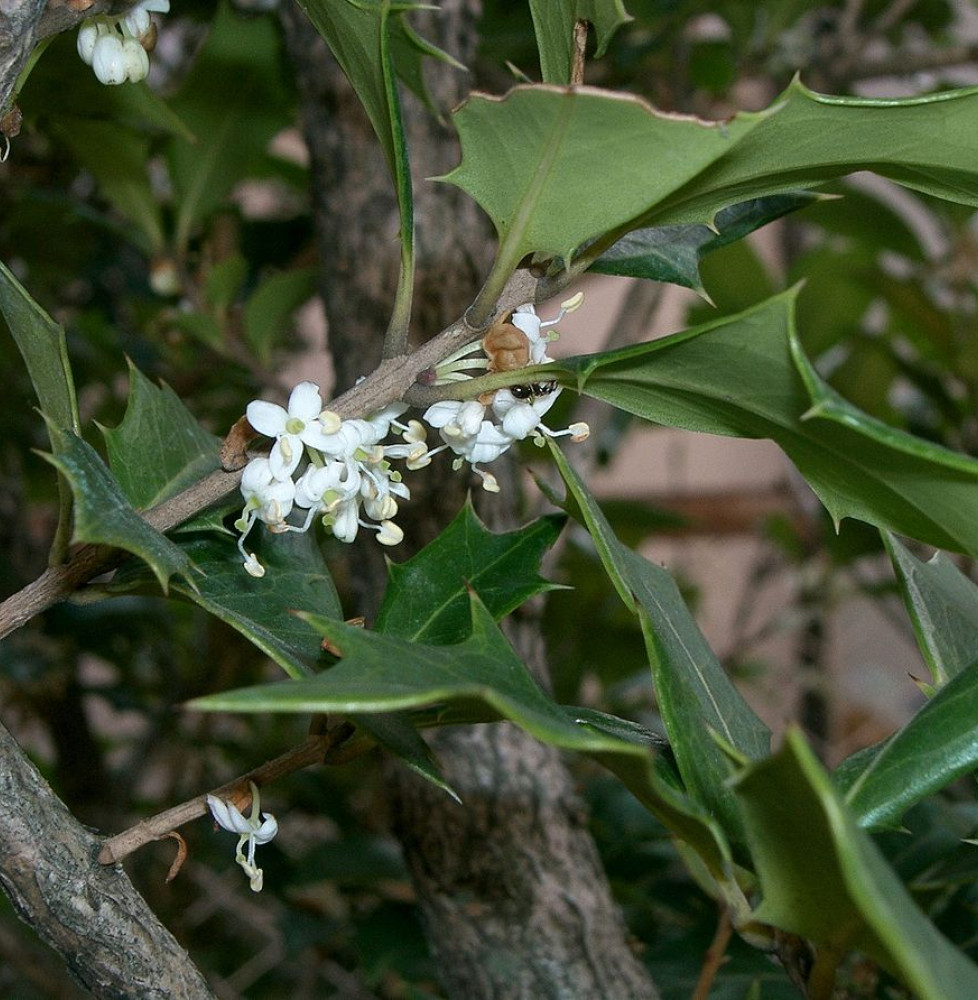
[190, 592, 623, 745]
[649, 78, 978, 227]
[193, 570, 735, 875]
[549, 443, 770, 843]
[100, 362, 220, 513]
[0, 259, 81, 554]
[529, 0, 632, 84]
[883, 533, 978, 689]
[164, 529, 341, 679]
[42, 427, 192, 593]
[375, 499, 564, 643]
[439, 84, 767, 273]
[590, 192, 820, 292]
[733, 729, 978, 999]
[563, 289, 978, 558]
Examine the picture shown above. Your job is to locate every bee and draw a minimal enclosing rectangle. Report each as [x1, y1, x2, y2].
[482, 314, 558, 402]
[481, 315, 530, 374]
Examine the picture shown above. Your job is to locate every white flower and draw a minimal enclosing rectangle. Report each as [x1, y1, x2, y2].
[124, 0, 170, 38]
[423, 399, 485, 440]
[491, 386, 561, 440]
[240, 457, 295, 525]
[207, 782, 278, 892]
[92, 33, 127, 85]
[77, 22, 100, 64]
[247, 381, 339, 479]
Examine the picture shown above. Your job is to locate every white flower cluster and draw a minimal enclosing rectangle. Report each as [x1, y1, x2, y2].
[420, 297, 589, 492]
[236, 300, 588, 576]
[76, 0, 169, 86]
[236, 382, 427, 577]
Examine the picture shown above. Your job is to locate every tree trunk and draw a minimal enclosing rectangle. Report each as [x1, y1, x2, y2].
[0, 719, 214, 999]
[280, 4, 658, 997]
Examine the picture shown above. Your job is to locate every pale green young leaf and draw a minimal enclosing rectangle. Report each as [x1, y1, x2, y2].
[42, 427, 193, 592]
[528, 0, 632, 84]
[563, 289, 978, 557]
[439, 85, 767, 274]
[649, 78, 978, 227]
[733, 729, 978, 999]
[549, 443, 770, 843]
[100, 362, 220, 512]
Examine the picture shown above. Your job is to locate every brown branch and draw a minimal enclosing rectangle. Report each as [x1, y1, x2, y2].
[98, 725, 356, 865]
[691, 905, 734, 1000]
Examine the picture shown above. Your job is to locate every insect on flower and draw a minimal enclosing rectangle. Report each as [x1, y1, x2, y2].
[481, 315, 531, 374]
[510, 380, 558, 400]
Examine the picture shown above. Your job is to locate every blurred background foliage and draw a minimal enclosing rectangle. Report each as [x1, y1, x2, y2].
[3, 0, 978, 996]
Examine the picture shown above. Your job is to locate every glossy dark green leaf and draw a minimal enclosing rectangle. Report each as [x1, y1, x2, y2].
[837, 654, 978, 830]
[590, 192, 819, 291]
[733, 729, 978, 999]
[42, 427, 192, 592]
[528, 0, 632, 83]
[648, 79, 978, 227]
[562, 289, 978, 558]
[168, 529, 341, 680]
[375, 500, 564, 643]
[100, 362, 220, 512]
[549, 443, 770, 843]
[0, 259, 79, 440]
[884, 533, 978, 688]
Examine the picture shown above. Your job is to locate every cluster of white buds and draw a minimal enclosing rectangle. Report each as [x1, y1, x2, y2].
[76, 0, 169, 86]
[236, 381, 429, 577]
[420, 296, 590, 492]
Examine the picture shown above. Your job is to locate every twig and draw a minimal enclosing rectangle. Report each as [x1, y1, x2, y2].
[571, 19, 587, 85]
[692, 904, 734, 1000]
[99, 725, 355, 865]
[874, 0, 918, 35]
